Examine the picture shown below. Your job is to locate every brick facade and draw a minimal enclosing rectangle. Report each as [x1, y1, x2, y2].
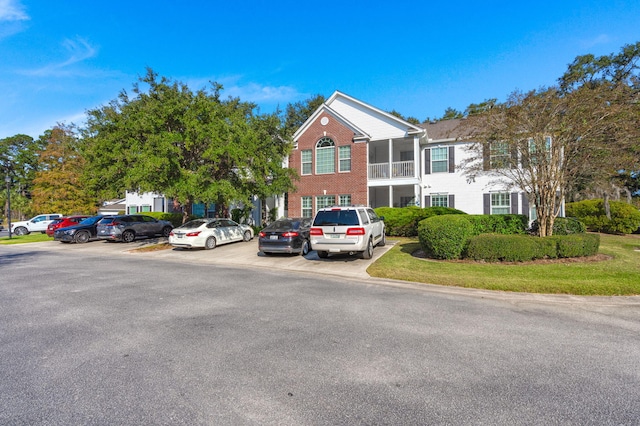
[288, 111, 368, 218]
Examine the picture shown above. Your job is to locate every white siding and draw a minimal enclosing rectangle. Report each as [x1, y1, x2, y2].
[422, 143, 525, 215]
[328, 97, 411, 141]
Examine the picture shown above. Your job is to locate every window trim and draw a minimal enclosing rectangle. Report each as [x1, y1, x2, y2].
[338, 145, 351, 173]
[490, 192, 511, 215]
[301, 196, 312, 218]
[301, 149, 312, 175]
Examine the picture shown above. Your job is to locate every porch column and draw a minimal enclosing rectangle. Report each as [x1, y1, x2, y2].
[388, 139, 393, 177]
[388, 185, 393, 207]
[414, 184, 421, 207]
[413, 135, 420, 179]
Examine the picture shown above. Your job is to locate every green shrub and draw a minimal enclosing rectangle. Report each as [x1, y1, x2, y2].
[467, 214, 528, 235]
[418, 214, 474, 260]
[464, 233, 599, 262]
[374, 206, 466, 237]
[566, 199, 640, 234]
[144, 212, 196, 228]
[465, 234, 542, 262]
[529, 217, 586, 235]
[548, 233, 601, 258]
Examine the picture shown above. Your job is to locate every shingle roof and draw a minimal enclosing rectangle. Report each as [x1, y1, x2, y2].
[420, 118, 466, 141]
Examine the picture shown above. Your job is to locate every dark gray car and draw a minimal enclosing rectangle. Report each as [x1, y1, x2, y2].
[96, 214, 173, 243]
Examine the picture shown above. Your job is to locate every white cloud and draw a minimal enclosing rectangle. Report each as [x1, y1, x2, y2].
[22, 36, 98, 77]
[0, 0, 29, 21]
[580, 34, 612, 49]
[224, 82, 301, 104]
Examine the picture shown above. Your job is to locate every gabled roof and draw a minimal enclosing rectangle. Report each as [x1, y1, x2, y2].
[294, 91, 426, 142]
[293, 102, 370, 142]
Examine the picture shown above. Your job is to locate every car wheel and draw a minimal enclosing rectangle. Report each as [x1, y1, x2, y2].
[162, 226, 172, 238]
[14, 227, 28, 236]
[75, 231, 90, 244]
[205, 236, 217, 250]
[243, 230, 252, 242]
[378, 233, 386, 247]
[317, 250, 329, 259]
[362, 238, 374, 259]
[122, 230, 135, 243]
[300, 239, 310, 256]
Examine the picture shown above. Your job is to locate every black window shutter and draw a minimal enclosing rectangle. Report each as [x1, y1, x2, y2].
[424, 195, 431, 207]
[424, 149, 431, 174]
[483, 144, 490, 171]
[448, 194, 455, 208]
[483, 193, 490, 214]
[522, 193, 530, 217]
[448, 146, 455, 173]
[510, 192, 519, 214]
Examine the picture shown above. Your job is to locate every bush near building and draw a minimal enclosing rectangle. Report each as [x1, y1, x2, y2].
[465, 233, 600, 262]
[566, 199, 640, 234]
[374, 206, 466, 237]
[418, 213, 598, 261]
[529, 217, 586, 235]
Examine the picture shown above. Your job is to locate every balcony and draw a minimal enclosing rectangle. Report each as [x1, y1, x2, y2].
[368, 161, 415, 180]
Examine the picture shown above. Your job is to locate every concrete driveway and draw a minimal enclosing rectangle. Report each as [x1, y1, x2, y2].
[30, 237, 393, 280]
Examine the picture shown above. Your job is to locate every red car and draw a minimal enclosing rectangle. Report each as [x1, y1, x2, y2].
[46, 216, 90, 237]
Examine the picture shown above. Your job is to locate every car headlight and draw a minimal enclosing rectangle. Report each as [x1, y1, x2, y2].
[63, 229, 76, 235]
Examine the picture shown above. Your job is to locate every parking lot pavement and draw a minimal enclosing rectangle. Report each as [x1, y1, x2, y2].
[24, 238, 394, 280]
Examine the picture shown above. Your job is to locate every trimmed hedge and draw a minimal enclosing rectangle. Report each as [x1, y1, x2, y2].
[143, 212, 198, 228]
[465, 233, 600, 262]
[466, 214, 528, 235]
[529, 217, 586, 235]
[418, 214, 475, 260]
[374, 206, 466, 237]
[566, 199, 640, 234]
[418, 213, 597, 261]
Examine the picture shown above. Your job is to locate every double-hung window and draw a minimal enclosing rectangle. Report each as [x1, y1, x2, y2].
[431, 147, 448, 173]
[338, 195, 351, 206]
[490, 141, 510, 169]
[301, 150, 312, 175]
[301, 196, 312, 218]
[316, 195, 335, 210]
[338, 146, 351, 172]
[315, 138, 335, 174]
[491, 192, 511, 214]
[431, 195, 449, 207]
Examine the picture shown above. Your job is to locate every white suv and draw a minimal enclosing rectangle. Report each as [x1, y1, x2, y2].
[10, 214, 62, 235]
[310, 206, 385, 259]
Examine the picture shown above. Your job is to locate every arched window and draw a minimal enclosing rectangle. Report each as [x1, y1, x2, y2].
[315, 137, 335, 174]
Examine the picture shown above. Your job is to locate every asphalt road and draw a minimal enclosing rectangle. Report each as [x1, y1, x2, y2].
[1, 242, 639, 425]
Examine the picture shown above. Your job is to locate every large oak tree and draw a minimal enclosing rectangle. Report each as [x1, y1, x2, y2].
[81, 69, 295, 223]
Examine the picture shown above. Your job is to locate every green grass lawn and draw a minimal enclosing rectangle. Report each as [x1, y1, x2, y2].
[367, 233, 640, 296]
[0, 233, 53, 244]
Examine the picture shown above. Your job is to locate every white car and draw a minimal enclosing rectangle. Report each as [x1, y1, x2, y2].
[11, 213, 62, 235]
[310, 206, 385, 259]
[168, 218, 254, 249]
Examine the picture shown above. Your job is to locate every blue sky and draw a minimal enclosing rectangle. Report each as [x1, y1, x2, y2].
[1, 0, 639, 139]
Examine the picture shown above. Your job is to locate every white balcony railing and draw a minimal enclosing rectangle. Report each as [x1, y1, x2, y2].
[368, 161, 415, 179]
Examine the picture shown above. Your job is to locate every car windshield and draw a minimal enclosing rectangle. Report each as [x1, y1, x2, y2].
[180, 219, 208, 229]
[313, 210, 359, 226]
